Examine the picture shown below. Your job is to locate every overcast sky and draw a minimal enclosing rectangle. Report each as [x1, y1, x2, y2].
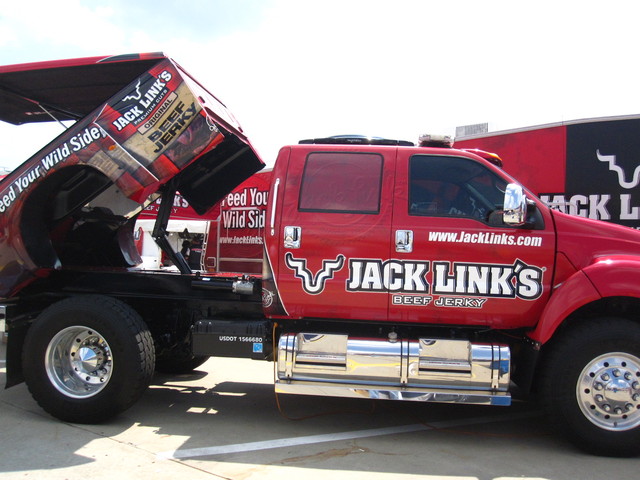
[1, 0, 639, 171]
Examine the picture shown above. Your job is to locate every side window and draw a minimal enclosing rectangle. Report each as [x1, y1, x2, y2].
[409, 155, 507, 221]
[299, 152, 383, 214]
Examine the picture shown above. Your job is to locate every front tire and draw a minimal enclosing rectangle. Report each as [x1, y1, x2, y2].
[23, 295, 155, 423]
[540, 317, 640, 457]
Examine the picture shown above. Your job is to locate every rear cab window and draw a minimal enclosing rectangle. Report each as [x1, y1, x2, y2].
[298, 152, 384, 213]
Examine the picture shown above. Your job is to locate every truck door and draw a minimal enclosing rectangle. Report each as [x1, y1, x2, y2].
[389, 152, 556, 328]
[269, 146, 395, 320]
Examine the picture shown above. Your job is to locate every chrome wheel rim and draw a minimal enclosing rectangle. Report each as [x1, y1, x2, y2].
[45, 326, 113, 398]
[577, 352, 640, 431]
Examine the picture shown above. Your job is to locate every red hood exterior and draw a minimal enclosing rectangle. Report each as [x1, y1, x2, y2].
[0, 54, 264, 298]
[553, 209, 640, 271]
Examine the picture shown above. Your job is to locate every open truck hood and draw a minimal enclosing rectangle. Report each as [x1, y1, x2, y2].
[0, 53, 264, 297]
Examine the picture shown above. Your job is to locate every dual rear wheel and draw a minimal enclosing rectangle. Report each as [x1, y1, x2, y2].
[23, 295, 155, 423]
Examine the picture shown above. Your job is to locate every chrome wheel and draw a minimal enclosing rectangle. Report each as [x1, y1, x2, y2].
[45, 325, 113, 398]
[577, 352, 640, 431]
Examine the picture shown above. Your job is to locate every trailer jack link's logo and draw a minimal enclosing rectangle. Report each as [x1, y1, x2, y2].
[597, 150, 640, 189]
[285, 253, 345, 295]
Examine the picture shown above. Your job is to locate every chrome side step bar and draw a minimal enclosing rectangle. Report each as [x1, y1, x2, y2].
[276, 332, 511, 406]
[275, 380, 511, 406]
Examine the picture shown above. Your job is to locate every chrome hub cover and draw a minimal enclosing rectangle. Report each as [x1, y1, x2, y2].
[45, 326, 113, 398]
[577, 353, 640, 431]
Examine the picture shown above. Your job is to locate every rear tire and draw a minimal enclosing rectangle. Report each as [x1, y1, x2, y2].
[540, 317, 640, 457]
[23, 295, 155, 423]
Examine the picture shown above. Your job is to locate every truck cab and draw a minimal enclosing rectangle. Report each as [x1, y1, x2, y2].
[264, 139, 553, 328]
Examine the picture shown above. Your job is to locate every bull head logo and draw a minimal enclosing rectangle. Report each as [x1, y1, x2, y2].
[285, 253, 345, 295]
[597, 150, 640, 189]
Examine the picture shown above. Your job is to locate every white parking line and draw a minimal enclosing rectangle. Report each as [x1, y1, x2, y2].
[158, 411, 538, 460]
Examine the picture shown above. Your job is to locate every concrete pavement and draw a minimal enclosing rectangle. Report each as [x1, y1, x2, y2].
[2, 340, 639, 479]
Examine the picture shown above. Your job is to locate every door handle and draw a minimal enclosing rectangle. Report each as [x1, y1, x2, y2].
[396, 230, 413, 253]
[284, 226, 301, 249]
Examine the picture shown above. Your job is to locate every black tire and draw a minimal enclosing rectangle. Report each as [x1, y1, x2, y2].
[540, 317, 640, 457]
[155, 353, 209, 374]
[22, 295, 155, 423]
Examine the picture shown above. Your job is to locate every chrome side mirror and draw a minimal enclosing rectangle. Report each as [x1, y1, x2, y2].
[503, 184, 527, 226]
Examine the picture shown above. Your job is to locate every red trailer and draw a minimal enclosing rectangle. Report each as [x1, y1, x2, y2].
[454, 115, 640, 229]
[134, 169, 271, 273]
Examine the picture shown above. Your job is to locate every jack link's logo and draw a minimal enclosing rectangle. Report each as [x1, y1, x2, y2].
[347, 258, 543, 300]
[285, 253, 544, 301]
[285, 252, 345, 295]
[597, 150, 640, 189]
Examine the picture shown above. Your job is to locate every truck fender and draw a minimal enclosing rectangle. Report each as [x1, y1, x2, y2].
[581, 256, 640, 298]
[529, 256, 640, 345]
[528, 270, 600, 345]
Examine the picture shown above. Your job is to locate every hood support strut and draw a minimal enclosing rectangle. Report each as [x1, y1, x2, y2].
[151, 183, 192, 274]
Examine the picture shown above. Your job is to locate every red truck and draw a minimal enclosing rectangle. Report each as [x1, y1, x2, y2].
[2, 55, 640, 458]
